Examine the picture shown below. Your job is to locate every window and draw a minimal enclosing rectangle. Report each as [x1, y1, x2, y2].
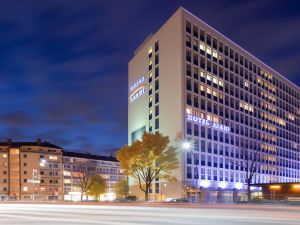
[186, 93, 192, 105]
[155, 92, 159, 103]
[148, 59, 152, 71]
[187, 122, 192, 135]
[155, 79, 159, 91]
[186, 64, 191, 76]
[148, 46, 152, 58]
[155, 54, 159, 65]
[155, 41, 159, 52]
[155, 118, 159, 130]
[187, 167, 192, 179]
[49, 155, 58, 160]
[193, 25, 198, 37]
[149, 109, 153, 120]
[186, 78, 192, 91]
[186, 50, 191, 62]
[186, 21, 191, 33]
[155, 105, 159, 117]
[186, 35, 191, 47]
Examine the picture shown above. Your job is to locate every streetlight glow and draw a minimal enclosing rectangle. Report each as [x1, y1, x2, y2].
[182, 141, 191, 150]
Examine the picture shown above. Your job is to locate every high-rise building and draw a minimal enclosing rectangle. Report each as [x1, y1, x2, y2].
[63, 151, 125, 201]
[128, 7, 300, 202]
[0, 139, 63, 201]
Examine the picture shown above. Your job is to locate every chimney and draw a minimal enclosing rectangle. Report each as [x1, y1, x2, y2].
[36, 138, 42, 145]
[7, 139, 12, 145]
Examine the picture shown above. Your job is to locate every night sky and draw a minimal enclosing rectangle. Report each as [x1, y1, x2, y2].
[0, 0, 299, 155]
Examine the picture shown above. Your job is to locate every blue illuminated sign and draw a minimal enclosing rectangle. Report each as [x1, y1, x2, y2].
[129, 76, 146, 103]
[186, 114, 230, 132]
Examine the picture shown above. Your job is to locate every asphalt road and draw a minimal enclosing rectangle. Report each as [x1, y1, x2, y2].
[0, 203, 299, 225]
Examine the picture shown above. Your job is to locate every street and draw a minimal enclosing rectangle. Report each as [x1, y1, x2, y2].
[0, 203, 299, 225]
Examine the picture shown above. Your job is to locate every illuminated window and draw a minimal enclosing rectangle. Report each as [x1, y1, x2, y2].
[213, 116, 219, 123]
[206, 47, 211, 55]
[200, 71, 205, 78]
[212, 76, 218, 84]
[200, 85, 205, 92]
[218, 80, 223, 87]
[149, 71, 152, 78]
[64, 179, 71, 184]
[212, 90, 217, 97]
[207, 88, 211, 94]
[186, 107, 192, 114]
[23, 187, 28, 192]
[148, 46, 153, 55]
[200, 42, 205, 51]
[10, 149, 19, 155]
[207, 74, 211, 81]
[207, 114, 212, 121]
[2, 154, 7, 158]
[212, 51, 218, 58]
[63, 171, 71, 176]
[49, 155, 58, 160]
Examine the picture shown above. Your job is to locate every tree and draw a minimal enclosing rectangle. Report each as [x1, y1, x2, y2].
[116, 132, 179, 201]
[114, 179, 129, 199]
[72, 163, 97, 201]
[239, 148, 260, 201]
[87, 174, 107, 200]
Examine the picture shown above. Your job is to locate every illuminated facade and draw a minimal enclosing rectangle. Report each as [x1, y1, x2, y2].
[0, 139, 63, 201]
[128, 7, 300, 202]
[63, 151, 124, 201]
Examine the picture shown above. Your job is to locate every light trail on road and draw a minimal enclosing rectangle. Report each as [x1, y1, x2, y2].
[0, 203, 299, 225]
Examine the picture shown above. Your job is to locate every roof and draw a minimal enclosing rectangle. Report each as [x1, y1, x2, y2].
[63, 151, 118, 162]
[0, 141, 63, 149]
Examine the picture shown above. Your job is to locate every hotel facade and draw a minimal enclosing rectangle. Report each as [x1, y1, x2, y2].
[63, 151, 124, 201]
[0, 140, 64, 201]
[128, 7, 300, 202]
[0, 140, 124, 201]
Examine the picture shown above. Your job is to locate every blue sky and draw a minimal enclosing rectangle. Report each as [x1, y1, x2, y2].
[0, 0, 299, 155]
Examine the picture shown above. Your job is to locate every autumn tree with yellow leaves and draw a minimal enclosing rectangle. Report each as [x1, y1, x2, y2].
[116, 133, 179, 201]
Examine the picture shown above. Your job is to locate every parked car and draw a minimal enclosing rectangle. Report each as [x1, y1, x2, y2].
[168, 198, 189, 203]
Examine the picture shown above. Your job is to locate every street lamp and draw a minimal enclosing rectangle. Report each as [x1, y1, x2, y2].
[182, 141, 199, 203]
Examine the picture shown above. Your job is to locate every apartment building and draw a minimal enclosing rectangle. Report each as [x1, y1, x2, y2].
[63, 151, 124, 201]
[0, 139, 63, 201]
[128, 7, 300, 202]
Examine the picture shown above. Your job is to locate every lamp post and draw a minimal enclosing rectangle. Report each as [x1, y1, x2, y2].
[182, 141, 199, 203]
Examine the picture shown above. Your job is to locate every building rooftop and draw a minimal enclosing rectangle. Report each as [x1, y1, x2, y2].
[0, 139, 63, 149]
[63, 151, 118, 162]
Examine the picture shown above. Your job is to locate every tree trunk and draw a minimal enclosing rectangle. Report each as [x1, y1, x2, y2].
[81, 192, 83, 202]
[247, 180, 251, 202]
[145, 183, 150, 201]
